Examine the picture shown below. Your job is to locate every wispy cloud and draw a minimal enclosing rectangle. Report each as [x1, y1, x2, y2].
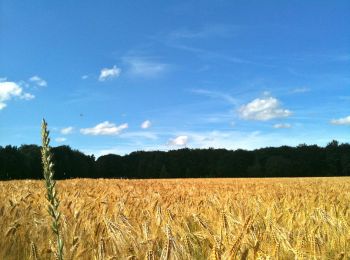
[141, 120, 152, 129]
[21, 93, 35, 100]
[175, 130, 304, 150]
[199, 113, 234, 124]
[291, 87, 310, 94]
[99, 65, 121, 81]
[273, 123, 292, 129]
[239, 96, 292, 121]
[330, 116, 350, 125]
[120, 131, 158, 140]
[29, 75, 47, 87]
[0, 81, 35, 110]
[81, 75, 89, 80]
[82, 126, 334, 156]
[80, 121, 128, 135]
[65, 87, 113, 104]
[169, 24, 237, 39]
[191, 88, 237, 105]
[332, 54, 350, 62]
[307, 53, 350, 63]
[338, 96, 350, 101]
[61, 126, 74, 135]
[171, 44, 257, 65]
[123, 56, 167, 78]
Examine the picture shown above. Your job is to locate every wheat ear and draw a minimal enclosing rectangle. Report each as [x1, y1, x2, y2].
[41, 119, 64, 260]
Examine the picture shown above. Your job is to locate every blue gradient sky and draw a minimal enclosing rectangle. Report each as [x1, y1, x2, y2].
[1, 1, 349, 156]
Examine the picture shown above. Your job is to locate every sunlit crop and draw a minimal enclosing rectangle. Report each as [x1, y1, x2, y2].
[0, 177, 349, 259]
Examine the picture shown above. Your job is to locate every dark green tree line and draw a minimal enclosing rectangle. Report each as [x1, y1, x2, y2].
[0, 140, 350, 180]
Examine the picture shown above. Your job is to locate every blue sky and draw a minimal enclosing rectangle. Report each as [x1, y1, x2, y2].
[1, 1, 349, 156]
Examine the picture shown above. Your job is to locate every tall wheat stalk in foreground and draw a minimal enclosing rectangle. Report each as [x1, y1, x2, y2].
[41, 119, 64, 260]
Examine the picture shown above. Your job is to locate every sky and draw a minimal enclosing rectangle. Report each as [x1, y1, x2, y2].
[0, 1, 349, 157]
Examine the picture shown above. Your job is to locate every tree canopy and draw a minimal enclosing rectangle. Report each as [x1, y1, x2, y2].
[0, 141, 349, 180]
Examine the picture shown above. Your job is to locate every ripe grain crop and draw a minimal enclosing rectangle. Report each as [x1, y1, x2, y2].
[0, 177, 349, 259]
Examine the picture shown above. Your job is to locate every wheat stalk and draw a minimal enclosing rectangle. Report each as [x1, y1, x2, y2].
[145, 250, 155, 260]
[41, 119, 64, 260]
[30, 241, 39, 260]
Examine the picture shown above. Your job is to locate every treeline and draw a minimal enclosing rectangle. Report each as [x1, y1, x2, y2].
[0, 140, 350, 180]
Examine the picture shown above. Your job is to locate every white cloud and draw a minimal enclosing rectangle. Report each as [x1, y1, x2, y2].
[61, 126, 74, 135]
[29, 75, 47, 87]
[330, 116, 350, 125]
[124, 57, 167, 77]
[273, 123, 292, 129]
[20, 93, 35, 100]
[81, 75, 89, 80]
[0, 77, 7, 82]
[239, 97, 292, 121]
[141, 120, 151, 129]
[0, 81, 34, 110]
[0, 82, 22, 99]
[169, 135, 189, 146]
[55, 137, 67, 142]
[80, 121, 128, 135]
[99, 65, 121, 81]
[82, 147, 134, 157]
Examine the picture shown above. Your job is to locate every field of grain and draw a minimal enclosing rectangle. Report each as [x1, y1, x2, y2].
[0, 177, 349, 260]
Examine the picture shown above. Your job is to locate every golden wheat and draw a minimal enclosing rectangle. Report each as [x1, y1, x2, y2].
[0, 177, 349, 259]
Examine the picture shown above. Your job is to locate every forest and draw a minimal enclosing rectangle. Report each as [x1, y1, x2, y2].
[0, 140, 349, 180]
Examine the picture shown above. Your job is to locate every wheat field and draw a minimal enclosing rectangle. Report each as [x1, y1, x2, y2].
[0, 177, 349, 260]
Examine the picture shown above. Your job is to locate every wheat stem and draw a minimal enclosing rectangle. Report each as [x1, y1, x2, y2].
[41, 119, 64, 260]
